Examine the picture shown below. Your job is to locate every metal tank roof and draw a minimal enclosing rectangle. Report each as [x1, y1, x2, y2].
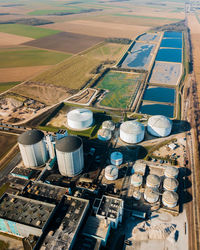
[111, 152, 123, 160]
[163, 177, 179, 190]
[164, 166, 179, 178]
[105, 165, 118, 177]
[67, 108, 93, 122]
[131, 174, 143, 184]
[120, 121, 145, 135]
[102, 120, 115, 131]
[55, 135, 82, 153]
[18, 130, 44, 145]
[148, 115, 172, 128]
[97, 128, 111, 141]
[162, 191, 179, 203]
[144, 187, 159, 200]
[147, 174, 161, 186]
[133, 190, 141, 200]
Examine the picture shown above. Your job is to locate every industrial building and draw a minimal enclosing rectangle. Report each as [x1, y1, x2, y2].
[105, 165, 119, 181]
[110, 151, 123, 166]
[67, 108, 93, 130]
[97, 128, 112, 141]
[96, 195, 124, 229]
[38, 195, 89, 250]
[147, 115, 172, 137]
[0, 193, 56, 237]
[10, 167, 35, 180]
[18, 130, 48, 168]
[102, 120, 115, 131]
[55, 135, 84, 177]
[120, 120, 145, 144]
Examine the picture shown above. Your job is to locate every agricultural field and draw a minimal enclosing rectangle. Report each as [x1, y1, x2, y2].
[0, 133, 17, 160]
[23, 32, 103, 54]
[0, 32, 33, 47]
[96, 71, 144, 109]
[0, 82, 20, 94]
[0, 47, 71, 68]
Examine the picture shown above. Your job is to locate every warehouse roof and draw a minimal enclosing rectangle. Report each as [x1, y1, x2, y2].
[18, 130, 44, 145]
[55, 135, 82, 153]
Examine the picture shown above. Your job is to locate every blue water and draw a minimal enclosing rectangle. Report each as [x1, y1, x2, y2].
[163, 31, 182, 39]
[160, 38, 182, 49]
[156, 48, 182, 63]
[143, 87, 176, 103]
[139, 103, 174, 118]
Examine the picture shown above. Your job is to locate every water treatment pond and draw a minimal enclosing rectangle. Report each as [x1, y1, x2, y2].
[139, 102, 174, 118]
[160, 38, 182, 49]
[142, 86, 176, 103]
[163, 31, 182, 39]
[156, 48, 182, 63]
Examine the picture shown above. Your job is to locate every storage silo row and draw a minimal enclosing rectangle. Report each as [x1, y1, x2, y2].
[18, 130, 48, 168]
[120, 121, 145, 144]
[147, 115, 172, 137]
[67, 108, 93, 130]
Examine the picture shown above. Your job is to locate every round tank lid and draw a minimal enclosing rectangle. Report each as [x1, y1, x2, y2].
[163, 191, 178, 203]
[144, 187, 159, 199]
[120, 121, 144, 134]
[18, 130, 44, 145]
[105, 165, 118, 176]
[164, 166, 179, 176]
[111, 151, 123, 159]
[56, 135, 82, 152]
[164, 178, 179, 189]
[148, 115, 172, 128]
[102, 120, 115, 129]
[67, 108, 93, 122]
[131, 173, 143, 183]
[147, 174, 160, 185]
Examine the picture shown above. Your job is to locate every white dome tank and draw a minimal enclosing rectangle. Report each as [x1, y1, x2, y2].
[146, 174, 161, 188]
[144, 187, 159, 203]
[162, 191, 178, 208]
[163, 178, 179, 191]
[164, 166, 179, 178]
[102, 120, 115, 131]
[147, 115, 172, 137]
[105, 165, 118, 181]
[55, 135, 84, 177]
[133, 190, 141, 200]
[110, 152, 123, 166]
[131, 174, 143, 187]
[97, 128, 111, 141]
[67, 108, 93, 130]
[18, 130, 48, 168]
[120, 121, 145, 144]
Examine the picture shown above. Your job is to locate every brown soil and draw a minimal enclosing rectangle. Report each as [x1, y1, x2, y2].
[0, 132, 17, 160]
[0, 32, 34, 47]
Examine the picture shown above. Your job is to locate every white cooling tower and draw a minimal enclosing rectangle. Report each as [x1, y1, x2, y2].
[147, 115, 172, 137]
[120, 121, 145, 144]
[67, 108, 93, 130]
[18, 130, 48, 168]
[55, 135, 84, 177]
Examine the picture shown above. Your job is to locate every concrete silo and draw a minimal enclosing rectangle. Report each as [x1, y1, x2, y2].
[55, 136, 84, 177]
[67, 108, 93, 130]
[147, 115, 172, 137]
[162, 191, 178, 208]
[120, 121, 145, 144]
[110, 152, 123, 166]
[105, 165, 118, 181]
[18, 130, 48, 168]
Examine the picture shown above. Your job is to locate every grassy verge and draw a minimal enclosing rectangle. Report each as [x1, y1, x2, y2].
[0, 82, 20, 93]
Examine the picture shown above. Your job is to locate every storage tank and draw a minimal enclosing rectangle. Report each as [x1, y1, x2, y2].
[67, 108, 93, 130]
[144, 187, 159, 203]
[110, 152, 123, 166]
[55, 135, 84, 177]
[131, 174, 143, 187]
[120, 121, 145, 144]
[163, 178, 179, 191]
[164, 166, 179, 178]
[18, 130, 48, 168]
[102, 120, 115, 131]
[162, 191, 178, 208]
[146, 174, 161, 188]
[133, 190, 141, 200]
[105, 165, 118, 181]
[97, 128, 111, 141]
[147, 115, 172, 137]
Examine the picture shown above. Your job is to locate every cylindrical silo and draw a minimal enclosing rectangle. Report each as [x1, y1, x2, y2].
[105, 165, 118, 181]
[144, 187, 159, 203]
[147, 115, 172, 137]
[67, 108, 93, 130]
[97, 128, 111, 141]
[110, 152, 123, 166]
[162, 191, 178, 208]
[146, 174, 161, 189]
[131, 174, 143, 187]
[163, 178, 179, 192]
[18, 130, 48, 168]
[133, 190, 141, 200]
[102, 120, 115, 131]
[164, 166, 179, 179]
[55, 136, 84, 177]
[120, 121, 145, 144]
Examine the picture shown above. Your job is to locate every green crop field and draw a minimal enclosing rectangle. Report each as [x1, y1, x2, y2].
[0, 48, 71, 68]
[0, 24, 60, 39]
[97, 71, 144, 109]
[0, 82, 21, 93]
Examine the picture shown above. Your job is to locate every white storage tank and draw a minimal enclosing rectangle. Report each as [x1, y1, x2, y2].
[67, 108, 93, 130]
[146, 174, 161, 188]
[105, 165, 118, 181]
[18, 130, 48, 168]
[131, 174, 143, 187]
[147, 115, 172, 137]
[163, 178, 179, 192]
[55, 135, 84, 177]
[133, 190, 141, 200]
[144, 187, 159, 203]
[164, 166, 179, 179]
[102, 120, 115, 131]
[110, 152, 123, 166]
[162, 191, 178, 208]
[97, 128, 111, 141]
[120, 121, 145, 144]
